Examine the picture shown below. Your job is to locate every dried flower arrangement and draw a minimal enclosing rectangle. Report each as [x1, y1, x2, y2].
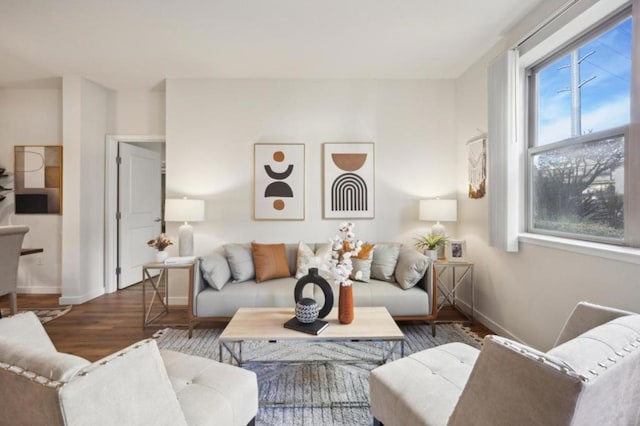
[330, 222, 363, 286]
[147, 233, 173, 251]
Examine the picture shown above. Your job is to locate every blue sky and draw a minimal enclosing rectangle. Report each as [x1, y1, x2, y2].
[537, 17, 632, 145]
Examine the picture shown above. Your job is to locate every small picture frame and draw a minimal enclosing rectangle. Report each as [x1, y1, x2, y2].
[446, 240, 467, 262]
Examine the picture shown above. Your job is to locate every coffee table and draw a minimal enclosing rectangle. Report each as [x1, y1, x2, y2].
[219, 306, 405, 367]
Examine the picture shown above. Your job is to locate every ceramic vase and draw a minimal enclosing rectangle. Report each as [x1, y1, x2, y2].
[294, 268, 334, 319]
[338, 284, 354, 324]
[426, 249, 438, 261]
[156, 250, 168, 263]
[295, 297, 319, 324]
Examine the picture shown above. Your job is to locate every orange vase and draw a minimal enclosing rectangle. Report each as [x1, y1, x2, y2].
[338, 284, 354, 324]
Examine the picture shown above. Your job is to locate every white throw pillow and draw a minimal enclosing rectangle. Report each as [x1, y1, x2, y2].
[295, 242, 332, 279]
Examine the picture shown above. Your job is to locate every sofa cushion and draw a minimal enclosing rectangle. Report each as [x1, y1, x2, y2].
[371, 243, 401, 282]
[395, 247, 430, 289]
[225, 244, 255, 282]
[200, 252, 232, 290]
[0, 337, 90, 381]
[252, 242, 291, 283]
[295, 242, 332, 279]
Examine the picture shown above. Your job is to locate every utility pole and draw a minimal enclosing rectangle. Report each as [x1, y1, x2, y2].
[558, 50, 596, 137]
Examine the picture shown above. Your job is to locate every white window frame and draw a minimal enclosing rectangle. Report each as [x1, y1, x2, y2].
[487, 0, 640, 264]
[524, 5, 640, 247]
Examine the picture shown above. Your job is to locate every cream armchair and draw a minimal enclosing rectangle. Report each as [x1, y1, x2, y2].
[0, 312, 258, 426]
[0, 225, 29, 316]
[370, 302, 640, 426]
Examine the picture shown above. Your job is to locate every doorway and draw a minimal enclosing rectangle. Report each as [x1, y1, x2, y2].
[105, 135, 165, 293]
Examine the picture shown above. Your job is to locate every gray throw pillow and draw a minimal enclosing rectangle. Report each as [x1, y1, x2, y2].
[224, 244, 255, 282]
[351, 258, 373, 282]
[200, 252, 232, 290]
[395, 247, 430, 289]
[370, 243, 401, 282]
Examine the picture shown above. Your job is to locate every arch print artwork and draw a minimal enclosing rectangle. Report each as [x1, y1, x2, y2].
[254, 143, 305, 220]
[323, 143, 374, 219]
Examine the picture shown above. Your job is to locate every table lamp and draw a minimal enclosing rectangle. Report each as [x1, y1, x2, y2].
[419, 199, 457, 238]
[164, 198, 205, 256]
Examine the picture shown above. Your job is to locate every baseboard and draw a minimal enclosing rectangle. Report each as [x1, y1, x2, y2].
[17, 285, 61, 294]
[168, 296, 188, 306]
[59, 287, 105, 305]
[453, 299, 528, 345]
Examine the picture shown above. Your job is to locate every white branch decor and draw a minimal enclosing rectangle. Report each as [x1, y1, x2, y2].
[329, 222, 363, 286]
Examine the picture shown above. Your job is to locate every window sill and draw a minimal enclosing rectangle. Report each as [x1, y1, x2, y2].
[518, 233, 640, 265]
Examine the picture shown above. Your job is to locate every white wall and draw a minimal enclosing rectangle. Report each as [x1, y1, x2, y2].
[109, 90, 165, 135]
[0, 88, 63, 293]
[453, 0, 640, 350]
[165, 78, 458, 300]
[60, 76, 112, 304]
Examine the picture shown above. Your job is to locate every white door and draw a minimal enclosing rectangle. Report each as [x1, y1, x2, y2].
[118, 143, 162, 288]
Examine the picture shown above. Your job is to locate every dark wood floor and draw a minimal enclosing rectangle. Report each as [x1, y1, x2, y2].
[1, 285, 494, 361]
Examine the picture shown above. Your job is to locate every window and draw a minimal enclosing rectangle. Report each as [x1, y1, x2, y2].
[528, 11, 633, 244]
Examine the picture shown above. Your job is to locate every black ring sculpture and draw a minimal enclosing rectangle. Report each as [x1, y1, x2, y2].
[293, 267, 333, 319]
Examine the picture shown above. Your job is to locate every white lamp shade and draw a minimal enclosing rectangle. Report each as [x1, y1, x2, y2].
[164, 198, 205, 223]
[419, 199, 457, 222]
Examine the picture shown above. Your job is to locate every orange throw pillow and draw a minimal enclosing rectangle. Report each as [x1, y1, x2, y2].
[251, 242, 291, 283]
[343, 241, 376, 259]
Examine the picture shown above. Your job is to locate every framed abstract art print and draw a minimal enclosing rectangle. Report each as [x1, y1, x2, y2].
[323, 142, 374, 219]
[254, 143, 305, 220]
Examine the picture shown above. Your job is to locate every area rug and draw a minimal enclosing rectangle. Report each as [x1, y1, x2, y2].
[0, 306, 72, 324]
[155, 323, 483, 426]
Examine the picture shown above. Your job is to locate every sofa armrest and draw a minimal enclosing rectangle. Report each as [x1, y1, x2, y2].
[554, 301, 634, 347]
[59, 339, 187, 426]
[190, 258, 208, 317]
[415, 260, 435, 315]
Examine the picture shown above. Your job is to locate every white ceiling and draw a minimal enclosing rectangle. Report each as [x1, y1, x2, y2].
[0, 0, 546, 90]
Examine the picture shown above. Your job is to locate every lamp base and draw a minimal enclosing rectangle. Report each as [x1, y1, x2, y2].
[431, 222, 446, 260]
[178, 223, 194, 257]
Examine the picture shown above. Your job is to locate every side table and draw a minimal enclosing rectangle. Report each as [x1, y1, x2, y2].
[142, 261, 194, 328]
[433, 260, 474, 324]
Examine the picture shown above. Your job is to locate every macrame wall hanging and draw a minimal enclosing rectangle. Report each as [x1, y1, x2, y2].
[467, 136, 486, 199]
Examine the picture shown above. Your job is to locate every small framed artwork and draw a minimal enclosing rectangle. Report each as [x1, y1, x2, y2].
[323, 142, 374, 219]
[447, 240, 467, 262]
[14, 145, 63, 214]
[254, 143, 305, 220]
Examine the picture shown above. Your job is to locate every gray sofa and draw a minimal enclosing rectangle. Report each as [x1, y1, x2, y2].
[188, 242, 436, 336]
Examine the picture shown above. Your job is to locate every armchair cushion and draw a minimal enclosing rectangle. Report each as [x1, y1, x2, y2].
[370, 342, 479, 426]
[161, 349, 258, 426]
[59, 339, 187, 426]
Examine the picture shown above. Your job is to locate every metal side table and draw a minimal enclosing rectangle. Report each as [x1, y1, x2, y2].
[433, 260, 474, 324]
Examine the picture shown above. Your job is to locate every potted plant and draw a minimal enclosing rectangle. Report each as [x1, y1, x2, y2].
[414, 234, 447, 260]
